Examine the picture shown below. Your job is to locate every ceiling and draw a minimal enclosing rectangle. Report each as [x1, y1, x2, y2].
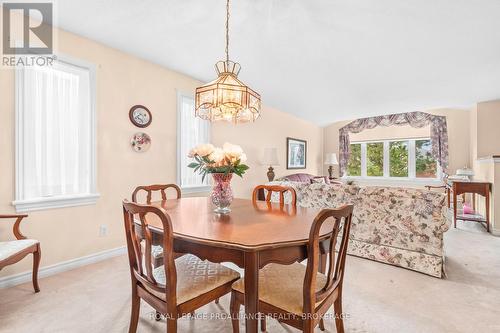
[53, 0, 500, 126]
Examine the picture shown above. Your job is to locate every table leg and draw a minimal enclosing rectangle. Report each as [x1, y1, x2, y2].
[485, 189, 490, 233]
[244, 251, 259, 333]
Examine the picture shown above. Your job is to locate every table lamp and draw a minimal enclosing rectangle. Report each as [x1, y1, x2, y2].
[262, 148, 279, 181]
[324, 153, 339, 179]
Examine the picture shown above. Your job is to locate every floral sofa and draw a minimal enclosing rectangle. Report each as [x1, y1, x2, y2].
[266, 181, 450, 278]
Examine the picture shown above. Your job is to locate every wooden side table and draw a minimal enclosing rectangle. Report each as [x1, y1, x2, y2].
[448, 181, 491, 232]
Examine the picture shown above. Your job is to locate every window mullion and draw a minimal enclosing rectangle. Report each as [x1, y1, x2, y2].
[409, 140, 416, 178]
[361, 143, 367, 177]
[383, 141, 390, 178]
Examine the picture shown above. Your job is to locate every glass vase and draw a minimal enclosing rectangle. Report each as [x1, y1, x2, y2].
[210, 173, 234, 214]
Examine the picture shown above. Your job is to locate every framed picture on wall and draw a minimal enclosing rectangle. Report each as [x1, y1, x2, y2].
[286, 137, 307, 169]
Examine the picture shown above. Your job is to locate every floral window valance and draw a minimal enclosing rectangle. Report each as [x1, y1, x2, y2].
[339, 111, 449, 176]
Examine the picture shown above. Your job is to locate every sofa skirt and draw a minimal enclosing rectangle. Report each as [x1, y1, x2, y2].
[347, 239, 444, 278]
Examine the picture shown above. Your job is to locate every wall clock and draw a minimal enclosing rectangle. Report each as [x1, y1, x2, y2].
[129, 105, 152, 128]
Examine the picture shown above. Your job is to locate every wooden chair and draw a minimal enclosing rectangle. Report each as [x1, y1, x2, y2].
[132, 184, 182, 266]
[230, 205, 354, 333]
[132, 184, 181, 204]
[0, 214, 41, 293]
[123, 200, 240, 333]
[132, 183, 218, 309]
[252, 185, 297, 207]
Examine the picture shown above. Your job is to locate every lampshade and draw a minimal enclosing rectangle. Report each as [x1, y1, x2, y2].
[195, 61, 261, 123]
[324, 153, 339, 165]
[262, 147, 279, 166]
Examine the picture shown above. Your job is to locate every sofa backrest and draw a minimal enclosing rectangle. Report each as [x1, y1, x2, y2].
[281, 173, 329, 184]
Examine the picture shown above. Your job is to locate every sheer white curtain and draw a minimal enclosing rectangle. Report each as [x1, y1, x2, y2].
[20, 61, 92, 199]
[178, 93, 210, 189]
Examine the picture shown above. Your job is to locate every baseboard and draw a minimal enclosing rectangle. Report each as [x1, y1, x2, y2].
[0, 246, 126, 289]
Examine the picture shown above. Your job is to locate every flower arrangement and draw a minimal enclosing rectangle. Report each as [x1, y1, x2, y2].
[188, 142, 250, 181]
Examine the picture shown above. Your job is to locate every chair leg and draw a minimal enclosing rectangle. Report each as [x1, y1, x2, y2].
[319, 318, 325, 331]
[129, 289, 141, 333]
[303, 319, 314, 333]
[230, 292, 240, 333]
[334, 298, 344, 333]
[166, 318, 177, 333]
[32, 247, 41, 293]
[260, 315, 266, 332]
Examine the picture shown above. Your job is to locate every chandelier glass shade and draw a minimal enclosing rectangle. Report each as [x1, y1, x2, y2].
[195, 0, 261, 123]
[195, 60, 261, 123]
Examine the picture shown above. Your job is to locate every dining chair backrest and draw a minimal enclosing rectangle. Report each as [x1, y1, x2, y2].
[303, 205, 354, 314]
[122, 200, 177, 307]
[132, 184, 181, 204]
[252, 185, 297, 207]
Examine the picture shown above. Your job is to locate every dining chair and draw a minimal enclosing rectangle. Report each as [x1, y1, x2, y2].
[132, 184, 182, 266]
[132, 184, 181, 204]
[122, 200, 240, 333]
[230, 204, 354, 333]
[252, 185, 297, 206]
[132, 184, 222, 307]
[0, 214, 41, 293]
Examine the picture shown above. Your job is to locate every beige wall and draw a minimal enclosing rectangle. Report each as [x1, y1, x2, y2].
[323, 109, 472, 177]
[476, 100, 500, 158]
[0, 21, 322, 278]
[212, 106, 323, 199]
[470, 101, 500, 234]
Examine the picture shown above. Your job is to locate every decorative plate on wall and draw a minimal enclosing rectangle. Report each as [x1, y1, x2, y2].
[129, 105, 152, 128]
[131, 132, 151, 152]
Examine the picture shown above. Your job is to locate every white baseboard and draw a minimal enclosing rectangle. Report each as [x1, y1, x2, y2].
[0, 246, 126, 289]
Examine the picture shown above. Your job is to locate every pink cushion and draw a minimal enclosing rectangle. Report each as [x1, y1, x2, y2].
[283, 173, 330, 184]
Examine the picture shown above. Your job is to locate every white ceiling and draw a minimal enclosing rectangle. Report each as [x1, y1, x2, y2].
[53, 0, 500, 126]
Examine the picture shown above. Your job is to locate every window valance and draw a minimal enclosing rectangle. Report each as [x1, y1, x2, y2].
[339, 112, 449, 176]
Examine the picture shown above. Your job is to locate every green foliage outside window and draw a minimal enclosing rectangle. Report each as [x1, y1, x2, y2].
[347, 143, 361, 176]
[367, 142, 383, 176]
[416, 139, 437, 178]
[389, 141, 408, 177]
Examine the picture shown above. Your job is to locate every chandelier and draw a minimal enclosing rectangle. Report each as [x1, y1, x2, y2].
[195, 0, 261, 123]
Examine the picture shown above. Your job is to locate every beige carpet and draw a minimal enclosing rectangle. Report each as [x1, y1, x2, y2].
[1, 221, 500, 333]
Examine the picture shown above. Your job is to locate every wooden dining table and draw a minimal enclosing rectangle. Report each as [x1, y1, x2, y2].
[144, 196, 332, 333]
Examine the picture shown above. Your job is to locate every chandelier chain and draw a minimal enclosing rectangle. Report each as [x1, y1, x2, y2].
[225, 0, 230, 62]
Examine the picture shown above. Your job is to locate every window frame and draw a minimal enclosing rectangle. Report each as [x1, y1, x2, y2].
[176, 90, 212, 194]
[344, 137, 442, 185]
[13, 53, 99, 212]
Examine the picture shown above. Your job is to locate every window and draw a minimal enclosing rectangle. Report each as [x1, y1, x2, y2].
[177, 91, 211, 192]
[346, 138, 439, 181]
[366, 142, 383, 177]
[14, 56, 98, 212]
[347, 143, 361, 176]
[389, 141, 408, 177]
[416, 139, 438, 178]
